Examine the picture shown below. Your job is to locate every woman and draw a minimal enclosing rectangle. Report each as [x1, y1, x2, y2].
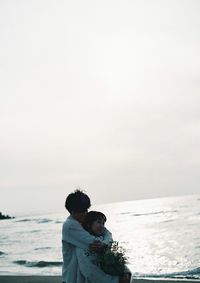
[76, 211, 131, 283]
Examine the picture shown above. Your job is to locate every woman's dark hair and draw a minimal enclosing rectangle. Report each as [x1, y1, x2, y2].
[65, 189, 91, 213]
[82, 211, 107, 233]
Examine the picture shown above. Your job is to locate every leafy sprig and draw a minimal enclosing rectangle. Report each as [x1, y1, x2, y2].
[86, 241, 128, 276]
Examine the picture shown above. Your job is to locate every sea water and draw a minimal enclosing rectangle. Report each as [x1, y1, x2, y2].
[0, 194, 200, 279]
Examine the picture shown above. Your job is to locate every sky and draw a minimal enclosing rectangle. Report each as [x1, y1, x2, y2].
[0, 0, 200, 216]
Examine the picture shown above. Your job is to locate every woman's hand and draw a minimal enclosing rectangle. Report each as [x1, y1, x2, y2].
[89, 240, 104, 252]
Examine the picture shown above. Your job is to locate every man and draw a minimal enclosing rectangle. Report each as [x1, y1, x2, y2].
[62, 189, 130, 283]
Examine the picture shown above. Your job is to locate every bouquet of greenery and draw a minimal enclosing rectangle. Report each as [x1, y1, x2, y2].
[86, 241, 128, 276]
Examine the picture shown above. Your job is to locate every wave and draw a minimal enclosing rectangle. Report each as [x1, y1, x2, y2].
[160, 219, 174, 223]
[132, 210, 178, 217]
[134, 267, 200, 279]
[0, 251, 7, 256]
[13, 260, 62, 268]
[34, 247, 52, 250]
[15, 219, 34, 222]
[15, 218, 53, 224]
[37, 218, 53, 224]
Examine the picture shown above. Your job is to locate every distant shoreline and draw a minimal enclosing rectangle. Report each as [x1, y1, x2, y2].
[0, 212, 14, 220]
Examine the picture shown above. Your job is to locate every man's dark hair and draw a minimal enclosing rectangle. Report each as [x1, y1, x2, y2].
[82, 211, 107, 232]
[65, 189, 91, 213]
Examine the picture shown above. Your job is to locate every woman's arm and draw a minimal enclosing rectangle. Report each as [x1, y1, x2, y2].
[102, 227, 113, 247]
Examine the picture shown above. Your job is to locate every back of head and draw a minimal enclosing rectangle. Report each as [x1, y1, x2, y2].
[65, 189, 91, 213]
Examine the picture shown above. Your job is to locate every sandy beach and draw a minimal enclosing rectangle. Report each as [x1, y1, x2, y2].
[0, 276, 199, 283]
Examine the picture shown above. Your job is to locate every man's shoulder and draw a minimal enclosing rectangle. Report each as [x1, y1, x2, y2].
[63, 215, 80, 230]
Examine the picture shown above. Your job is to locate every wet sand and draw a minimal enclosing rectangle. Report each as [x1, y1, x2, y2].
[0, 276, 199, 283]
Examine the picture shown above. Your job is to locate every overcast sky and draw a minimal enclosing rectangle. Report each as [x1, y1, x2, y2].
[0, 0, 200, 215]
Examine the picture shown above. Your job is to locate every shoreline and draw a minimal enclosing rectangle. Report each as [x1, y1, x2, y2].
[0, 276, 200, 283]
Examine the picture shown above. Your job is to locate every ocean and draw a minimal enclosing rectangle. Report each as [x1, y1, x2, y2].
[0, 194, 200, 279]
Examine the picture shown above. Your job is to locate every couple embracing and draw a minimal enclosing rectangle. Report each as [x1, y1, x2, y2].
[62, 189, 132, 283]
